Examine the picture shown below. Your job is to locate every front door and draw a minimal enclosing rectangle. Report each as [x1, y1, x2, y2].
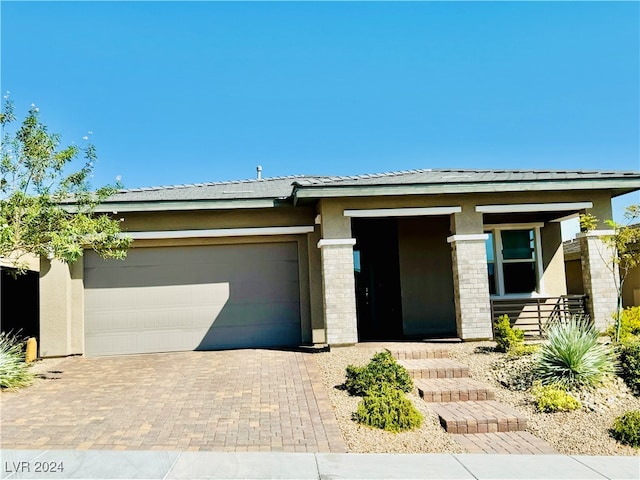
[353, 218, 403, 340]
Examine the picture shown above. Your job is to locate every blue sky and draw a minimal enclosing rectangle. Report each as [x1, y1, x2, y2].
[1, 1, 639, 232]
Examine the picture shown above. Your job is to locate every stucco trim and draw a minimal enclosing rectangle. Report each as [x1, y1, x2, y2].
[125, 226, 315, 240]
[317, 238, 357, 248]
[475, 202, 593, 214]
[343, 206, 462, 217]
[447, 234, 489, 243]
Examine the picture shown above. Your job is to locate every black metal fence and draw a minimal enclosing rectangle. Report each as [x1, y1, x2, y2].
[490, 295, 589, 338]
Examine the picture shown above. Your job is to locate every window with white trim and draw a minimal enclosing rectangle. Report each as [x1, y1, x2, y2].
[485, 226, 541, 296]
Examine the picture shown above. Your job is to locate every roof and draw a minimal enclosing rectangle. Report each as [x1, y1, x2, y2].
[97, 168, 640, 212]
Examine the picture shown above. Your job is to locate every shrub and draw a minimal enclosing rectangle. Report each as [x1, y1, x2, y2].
[531, 383, 581, 413]
[611, 411, 640, 448]
[345, 351, 413, 396]
[353, 384, 423, 432]
[534, 316, 616, 389]
[494, 314, 525, 353]
[618, 340, 640, 394]
[606, 306, 640, 344]
[508, 343, 539, 358]
[0, 332, 34, 389]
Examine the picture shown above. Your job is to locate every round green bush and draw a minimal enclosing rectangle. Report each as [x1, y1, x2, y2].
[353, 385, 423, 433]
[618, 340, 640, 395]
[531, 383, 581, 413]
[494, 314, 525, 353]
[345, 351, 413, 396]
[611, 410, 640, 448]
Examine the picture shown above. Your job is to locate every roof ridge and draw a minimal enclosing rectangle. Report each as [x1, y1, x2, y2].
[117, 174, 313, 194]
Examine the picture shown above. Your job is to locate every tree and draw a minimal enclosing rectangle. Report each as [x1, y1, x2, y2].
[580, 204, 640, 342]
[0, 94, 130, 273]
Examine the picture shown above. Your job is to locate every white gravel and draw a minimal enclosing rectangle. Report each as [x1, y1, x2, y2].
[314, 341, 640, 455]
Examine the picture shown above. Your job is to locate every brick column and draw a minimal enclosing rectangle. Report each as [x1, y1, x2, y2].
[578, 230, 618, 331]
[318, 238, 358, 345]
[447, 234, 493, 340]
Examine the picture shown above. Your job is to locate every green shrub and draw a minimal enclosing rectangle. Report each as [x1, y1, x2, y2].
[534, 316, 616, 389]
[531, 383, 581, 413]
[353, 385, 423, 433]
[0, 332, 34, 389]
[508, 343, 539, 357]
[606, 306, 640, 343]
[618, 340, 640, 394]
[611, 410, 640, 448]
[494, 314, 525, 353]
[345, 351, 413, 396]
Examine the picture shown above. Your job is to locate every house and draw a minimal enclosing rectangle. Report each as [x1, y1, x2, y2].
[564, 223, 640, 308]
[38, 169, 640, 357]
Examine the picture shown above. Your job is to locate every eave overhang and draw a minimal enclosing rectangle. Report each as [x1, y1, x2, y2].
[92, 197, 289, 213]
[292, 178, 640, 204]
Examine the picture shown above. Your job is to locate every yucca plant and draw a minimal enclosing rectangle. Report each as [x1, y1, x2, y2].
[534, 316, 616, 389]
[0, 332, 34, 389]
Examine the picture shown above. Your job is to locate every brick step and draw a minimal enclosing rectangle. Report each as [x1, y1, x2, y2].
[398, 359, 469, 379]
[387, 346, 450, 360]
[429, 401, 527, 434]
[453, 432, 558, 455]
[415, 378, 495, 403]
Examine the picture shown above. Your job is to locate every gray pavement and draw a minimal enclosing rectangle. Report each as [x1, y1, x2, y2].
[1, 450, 638, 480]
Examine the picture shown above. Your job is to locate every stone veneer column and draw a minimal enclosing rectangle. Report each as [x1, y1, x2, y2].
[578, 230, 618, 331]
[318, 238, 358, 345]
[447, 234, 493, 340]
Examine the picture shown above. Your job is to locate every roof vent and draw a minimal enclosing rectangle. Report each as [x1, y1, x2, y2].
[256, 165, 263, 180]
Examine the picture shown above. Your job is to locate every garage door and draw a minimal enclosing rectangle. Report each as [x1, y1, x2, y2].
[84, 242, 301, 356]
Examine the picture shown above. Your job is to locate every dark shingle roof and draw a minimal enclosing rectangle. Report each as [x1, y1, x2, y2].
[101, 168, 640, 206]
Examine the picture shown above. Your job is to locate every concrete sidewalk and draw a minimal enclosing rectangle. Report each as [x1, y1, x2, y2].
[1, 450, 638, 479]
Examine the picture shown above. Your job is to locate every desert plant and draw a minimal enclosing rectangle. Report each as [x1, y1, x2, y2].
[353, 384, 423, 433]
[618, 340, 640, 394]
[611, 410, 640, 448]
[0, 332, 34, 389]
[534, 316, 616, 389]
[531, 383, 581, 413]
[494, 314, 525, 353]
[345, 351, 413, 396]
[606, 306, 640, 344]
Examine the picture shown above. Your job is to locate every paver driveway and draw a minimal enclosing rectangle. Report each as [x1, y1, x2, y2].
[0, 349, 346, 452]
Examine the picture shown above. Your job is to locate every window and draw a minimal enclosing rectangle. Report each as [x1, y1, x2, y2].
[485, 227, 541, 296]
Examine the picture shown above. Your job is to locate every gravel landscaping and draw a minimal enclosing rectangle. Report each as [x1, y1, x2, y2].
[314, 341, 640, 456]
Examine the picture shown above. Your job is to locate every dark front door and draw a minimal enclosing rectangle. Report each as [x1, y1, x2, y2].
[353, 218, 403, 341]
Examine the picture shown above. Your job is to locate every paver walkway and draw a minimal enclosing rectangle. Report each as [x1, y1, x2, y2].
[390, 344, 559, 455]
[0, 349, 346, 453]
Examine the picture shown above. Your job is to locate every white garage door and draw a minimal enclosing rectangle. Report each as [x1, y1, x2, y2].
[84, 242, 301, 356]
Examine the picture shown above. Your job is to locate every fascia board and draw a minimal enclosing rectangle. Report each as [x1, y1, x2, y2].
[92, 198, 279, 213]
[293, 179, 640, 200]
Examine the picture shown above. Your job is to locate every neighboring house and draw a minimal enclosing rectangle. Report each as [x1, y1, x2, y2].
[565, 224, 640, 308]
[38, 168, 640, 357]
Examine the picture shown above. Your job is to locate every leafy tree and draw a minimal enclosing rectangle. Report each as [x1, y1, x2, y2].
[0, 94, 130, 273]
[580, 205, 640, 342]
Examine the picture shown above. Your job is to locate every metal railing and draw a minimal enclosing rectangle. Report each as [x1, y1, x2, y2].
[490, 295, 589, 338]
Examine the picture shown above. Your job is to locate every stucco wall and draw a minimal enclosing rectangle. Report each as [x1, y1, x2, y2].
[397, 216, 456, 336]
[540, 222, 567, 296]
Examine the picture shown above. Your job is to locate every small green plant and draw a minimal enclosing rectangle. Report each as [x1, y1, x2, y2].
[345, 351, 413, 396]
[508, 343, 539, 357]
[611, 411, 640, 448]
[494, 314, 525, 353]
[531, 383, 581, 413]
[534, 316, 616, 389]
[353, 384, 423, 433]
[618, 340, 640, 395]
[606, 307, 640, 344]
[0, 332, 34, 389]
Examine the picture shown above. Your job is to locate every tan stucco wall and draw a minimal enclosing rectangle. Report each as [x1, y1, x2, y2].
[540, 222, 567, 296]
[397, 216, 456, 336]
[623, 264, 640, 307]
[565, 259, 585, 295]
[39, 257, 84, 357]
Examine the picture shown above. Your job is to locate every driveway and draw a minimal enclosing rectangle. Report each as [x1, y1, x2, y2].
[0, 349, 346, 452]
